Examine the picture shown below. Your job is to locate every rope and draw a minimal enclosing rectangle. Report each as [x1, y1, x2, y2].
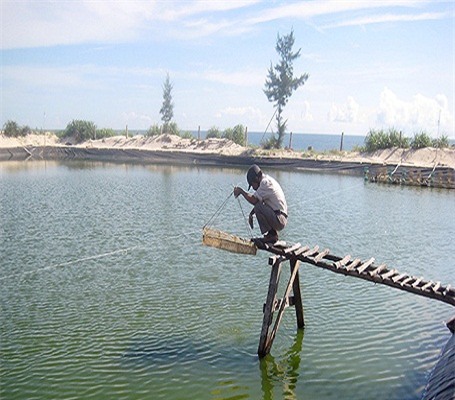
[203, 186, 254, 239]
[237, 196, 254, 239]
[0, 229, 203, 282]
[202, 190, 233, 229]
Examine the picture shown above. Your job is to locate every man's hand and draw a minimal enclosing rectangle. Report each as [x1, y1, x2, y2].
[233, 186, 243, 198]
[234, 186, 258, 206]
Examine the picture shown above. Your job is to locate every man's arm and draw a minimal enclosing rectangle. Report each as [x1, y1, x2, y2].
[233, 187, 258, 205]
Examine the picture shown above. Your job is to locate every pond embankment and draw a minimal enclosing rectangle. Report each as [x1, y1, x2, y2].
[1, 134, 454, 187]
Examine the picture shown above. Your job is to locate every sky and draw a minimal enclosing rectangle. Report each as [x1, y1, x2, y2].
[1, 0, 454, 138]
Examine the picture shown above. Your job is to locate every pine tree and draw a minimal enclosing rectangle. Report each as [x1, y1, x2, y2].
[160, 73, 174, 130]
[264, 30, 309, 149]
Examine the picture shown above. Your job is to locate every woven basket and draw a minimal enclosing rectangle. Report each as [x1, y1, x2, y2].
[202, 227, 257, 255]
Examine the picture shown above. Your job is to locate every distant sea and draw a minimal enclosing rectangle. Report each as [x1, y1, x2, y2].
[189, 131, 364, 151]
[126, 130, 366, 152]
[242, 131, 364, 152]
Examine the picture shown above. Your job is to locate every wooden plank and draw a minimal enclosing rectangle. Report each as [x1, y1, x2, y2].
[380, 269, 398, 280]
[314, 249, 330, 262]
[293, 245, 310, 257]
[284, 243, 302, 254]
[302, 246, 319, 257]
[357, 258, 375, 274]
[369, 264, 387, 277]
[392, 273, 408, 283]
[433, 282, 441, 293]
[400, 276, 414, 286]
[346, 258, 361, 271]
[443, 284, 452, 296]
[412, 277, 424, 288]
[421, 281, 434, 291]
[334, 255, 350, 269]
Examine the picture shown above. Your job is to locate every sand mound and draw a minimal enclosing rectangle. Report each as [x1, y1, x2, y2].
[355, 147, 455, 168]
[1, 133, 453, 168]
[83, 134, 246, 156]
[0, 133, 60, 148]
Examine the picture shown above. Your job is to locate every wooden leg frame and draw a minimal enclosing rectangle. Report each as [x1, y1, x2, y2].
[258, 256, 305, 358]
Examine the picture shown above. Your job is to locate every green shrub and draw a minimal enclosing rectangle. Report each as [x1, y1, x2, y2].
[163, 122, 179, 135]
[206, 126, 221, 139]
[96, 128, 116, 139]
[179, 131, 194, 139]
[262, 135, 279, 150]
[364, 129, 385, 152]
[147, 124, 162, 137]
[2, 120, 32, 137]
[387, 128, 409, 148]
[432, 135, 449, 148]
[411, 131, 432, 149]
[147, 122, 180, 137]
[64, 120, 97, 143]
[223, 124, 246, 146]
[222, 127, 234, 140]
[364, 128, 409, 152]
[3, 120, 21, 137]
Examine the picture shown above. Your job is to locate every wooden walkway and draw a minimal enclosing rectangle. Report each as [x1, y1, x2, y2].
[254, 240, 455, 307]
[253, 239, 454, 398]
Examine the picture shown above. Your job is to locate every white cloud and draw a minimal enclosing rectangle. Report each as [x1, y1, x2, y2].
[215, 106, 267, 128]
[2, 0, 446, 49]
[216, 106, 262, 118]
[155, 0, 260, 22]
[1, 64, 164, 89]
[203, 69, 263, 87]
[122, 111, 154, 127]
[321, 11, 450, 29]
[302, 101, 314, 122]
[376, 87, 452, 135]
[1, 0, 153, 49]
[244, 0, 438, 26]
[328, 96, 361, 123]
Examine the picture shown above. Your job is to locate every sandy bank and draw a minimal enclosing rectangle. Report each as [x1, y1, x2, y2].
[1, 133, 454, 170]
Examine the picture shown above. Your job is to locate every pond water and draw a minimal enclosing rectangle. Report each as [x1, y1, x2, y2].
[1, 161, 454, 400]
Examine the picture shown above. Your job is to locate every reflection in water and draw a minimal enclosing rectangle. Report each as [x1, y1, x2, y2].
[260, 329, 304, 400]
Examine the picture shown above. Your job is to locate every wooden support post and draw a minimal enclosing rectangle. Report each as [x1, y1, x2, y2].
[258, 257, 283, 358]
[258, 255, 304, 358]
[291, 259, 304, 329]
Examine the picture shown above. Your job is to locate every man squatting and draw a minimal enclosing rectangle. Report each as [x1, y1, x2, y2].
[234, 164, 288, 244]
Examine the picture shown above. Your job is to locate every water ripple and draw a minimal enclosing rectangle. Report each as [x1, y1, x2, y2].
[1, 162, 453, 400]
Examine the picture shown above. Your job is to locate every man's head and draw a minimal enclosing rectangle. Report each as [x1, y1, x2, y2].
[247, 164, 262, 190]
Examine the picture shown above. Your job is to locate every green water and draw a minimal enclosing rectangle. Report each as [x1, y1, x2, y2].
[1, 161, 454, 400]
